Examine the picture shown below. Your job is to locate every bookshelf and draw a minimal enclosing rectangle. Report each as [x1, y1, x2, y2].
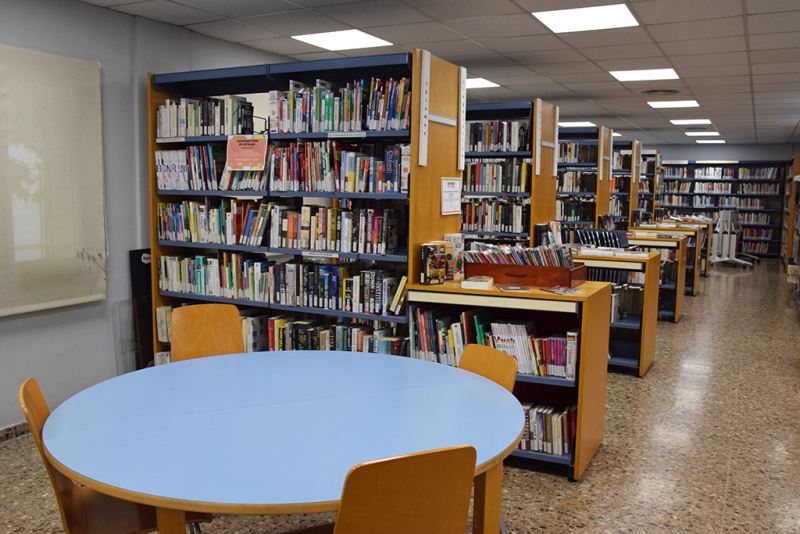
[461, 100, 559, 246]
[147, 50, 462, 354]
[556, 126, 613, 229]
[635, 222, 712, 278]
[609, 140, 642, 230]
[405, 280, 611, 481]
[626, 235, 687, 322]
[658, 160, 786, 258]
[781, 154, 799, 270]
[640, 149, 660, 221]
[573, 251, 659, 376]
[632, 226, 701, 296]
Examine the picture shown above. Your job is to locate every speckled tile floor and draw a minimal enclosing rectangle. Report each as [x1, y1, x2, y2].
[2, 260, 799, 533]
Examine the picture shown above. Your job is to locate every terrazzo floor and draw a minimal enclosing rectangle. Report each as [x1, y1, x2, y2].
[2, 260, 799, 533]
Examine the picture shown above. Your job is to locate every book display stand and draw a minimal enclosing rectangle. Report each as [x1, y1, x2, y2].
[405, 280, 611, 481]
[626, 235, 687, 322]
[572, 250, 659, 376]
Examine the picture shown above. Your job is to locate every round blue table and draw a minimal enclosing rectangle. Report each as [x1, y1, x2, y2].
[43, 351, 524, 534]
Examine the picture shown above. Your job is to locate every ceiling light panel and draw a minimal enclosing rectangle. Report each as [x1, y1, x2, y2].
[648, 100, 700, 108]
[292, 29, 391, 51]
[696, 140, 726, 143]
[610, 68, 679, 81]
[558, 121, 596, 127]
[532, 4, 638, 34]
[465, 78, 500, 89]
[685, 132, 720, 136]
[670, 119, 712, 125]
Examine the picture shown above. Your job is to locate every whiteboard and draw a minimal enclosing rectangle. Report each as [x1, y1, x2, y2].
[0, 44, 106, 317]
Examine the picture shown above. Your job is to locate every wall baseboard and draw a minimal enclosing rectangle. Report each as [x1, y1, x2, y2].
[0, 422, 30, 443]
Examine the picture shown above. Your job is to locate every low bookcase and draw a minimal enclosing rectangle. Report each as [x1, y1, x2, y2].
[632, 226, 701, 295]
[627, 235, 687, 322]
[405, 280, 611, 481]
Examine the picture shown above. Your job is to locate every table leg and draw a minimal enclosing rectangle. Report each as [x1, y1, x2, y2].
[157, 506, 187, 534]
[473, 463, 503, 534]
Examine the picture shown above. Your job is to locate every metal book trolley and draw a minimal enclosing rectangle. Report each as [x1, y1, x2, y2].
[711, 210, 755, 268]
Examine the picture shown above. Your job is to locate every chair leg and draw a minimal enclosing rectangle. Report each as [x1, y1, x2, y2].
[500, 513, 508, 534]
[188, 524, 203, 534]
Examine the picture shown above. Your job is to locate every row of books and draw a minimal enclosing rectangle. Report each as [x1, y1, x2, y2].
[257, 316, 407, 354]
[694, 197, 766, 209]
[267, 141, 409, 194]
[156, 96, 254, 139]
[665, 182, 694, 193]
[463, 243, 575, 268]
[638, 181, 651, 194]
[686, 167, 783, 180]
[519, 404, 576, 456]
[693, 182, 731, 193]
[663, 168, 688, 178]
[742, 213, 771, 224]
[609, 175, 631, 194]
[558, 143, 597, 164]
[557, 198, 596, 223]
[467, 120, 530, 152]
[586, 267, 645, 285]
[610, 285, 644, 324]
[739, 183, 780, 194]
[268, 78, 410, 134]
[155, 145, 225, 190]
[462, 159, 532, 193]
[460, 199, 530, 235]
[638, 199, 652, 212]
[742, 241, 771, 254]
[611, 151, 632, 170]
[662, 195, 691, 207]
[743, 228, 774, 240]
[557, 171, 597, 193]
[157, 253, 408, 317]
[609, 197, 628, 217]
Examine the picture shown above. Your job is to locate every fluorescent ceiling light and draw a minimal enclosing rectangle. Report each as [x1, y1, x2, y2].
[292, 29, 391, 51]
[612, 132, 622, 137]
[671, 119, 712, 125]
[558, 121, 595, 127]
[648, 100, 699, 109]
[685, 131, 720, 137]
[610, 68, 679, 82]
[466, 78, 499, 89]
[532, 4, 638, 34]
[696, 140, 725, 144]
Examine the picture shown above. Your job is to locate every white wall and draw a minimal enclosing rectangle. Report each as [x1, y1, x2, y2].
[0, 0, 288, 430]
[650, 144, 800, 162]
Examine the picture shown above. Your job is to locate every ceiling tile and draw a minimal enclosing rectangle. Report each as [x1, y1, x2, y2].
[563, 81, 628, 92]
[477, 35, 569, 54]
[753, 72, 800, 83]
[467, 65, 537, 78]
[187, 20, 281, 41]
[750, 48, 800, 64]
[453, 55, 519, 68]
[78, 0, 142, 5]
[241, 36, 323, 54]
[243, 10, 350, 35]
[315, 0, 431, 27]
[749, 32, 800, 50]
[648, 17, 744, 42]
[752, 61, 800, 74]
[746, 0, 800, 14]
[531, 62, 602, 75]
[747, 10, 800, 33]
[411, 39, 495, 58]
[595, 57, 673, 70]
[287, 51, 347, 60]
[289, 0, 373, 5]
[506, 49, 587, 65]
[557, 27, 654, 48]
[631, 0, 742, 24]
[677, 65, 751, 78]
[690, 84, 752, 94]
[465, 86, 525, 100]
[660, 36, 746, 56]
[366, 22, 463, 44]
[402, 0, 523, 19]
[685, 75, 751, 87]
[753, 82, 800, 92]
[111, 0, 224, 25]
[548, 72, 617, 84]
[492, 76, 558, 87]
[670, 52, 748, 68]
[337, 44, 410, 56]
[441, 14, 547, 39]
[581, 43, 663, 61]
[171, 0, 297, 18]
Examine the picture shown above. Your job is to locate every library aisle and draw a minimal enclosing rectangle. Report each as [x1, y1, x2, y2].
[1, 264, 799, 533]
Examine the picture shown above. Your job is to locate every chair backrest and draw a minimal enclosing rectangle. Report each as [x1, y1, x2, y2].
[170, 303, 245, 362]
[333, 445, 476, 534]
[19, 378, 79, 534]
[458, 344, 518, 393]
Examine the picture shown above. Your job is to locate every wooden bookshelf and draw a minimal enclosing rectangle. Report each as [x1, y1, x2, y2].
[557, 126, 613, 229]
[147, 50, 461, 354]
[631, 227, 701, 295]
[627, 235, 687, 322]
[461, 99, 559, 246]
[635, 222, 712, 277]
[610, 140, 641, 230]
[641, 149, 661, 221]
[781, 154, 798, 270]
[406, 280, 611, 481]
[573, 251, 659, 376]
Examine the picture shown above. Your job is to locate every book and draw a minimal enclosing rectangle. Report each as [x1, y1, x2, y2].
[461, 276, 495, 290]
[539, 285, 580, 295]
[420, 243, 446, 285]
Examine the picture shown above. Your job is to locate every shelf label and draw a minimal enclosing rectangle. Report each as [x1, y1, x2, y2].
[157, 137, 185, 143]
[329, 131, 367, 139]
[226, 135, 268, 171]
[441, 177, 462, 215]
[301, 251, 339, 259]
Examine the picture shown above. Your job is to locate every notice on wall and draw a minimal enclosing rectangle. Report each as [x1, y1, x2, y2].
[226, 135, 268, 170]
[441, 177, 462, 215]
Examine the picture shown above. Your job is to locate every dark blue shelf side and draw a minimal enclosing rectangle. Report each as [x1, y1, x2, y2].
[611, 314, 642, 330]
[161, 291, 269, 308]
[271, 130, 409, 141]
[267, 53, 412, 87]
[270, 191, 408, 200]
[157, 240, 266, 253]
[270, 302, 408, 324]
[515, 374, 576, 387]
[156, 189, 267, 198]
[465, 101, 532, 121]
[152, 64, 270, 97]
[509, 449, 572, 465]
[465, 151, 531, 158]
[463, 192, 530, 198]
[156, 135, 229, 144]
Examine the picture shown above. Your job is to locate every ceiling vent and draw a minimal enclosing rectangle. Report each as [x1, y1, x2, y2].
[641, 89, 680, 95]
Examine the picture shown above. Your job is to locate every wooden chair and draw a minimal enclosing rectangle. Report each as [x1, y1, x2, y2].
[286, 445, 477, 534]
[19, 378, 211, 534]
[170, 303, 244, 362]
[459, 343, 518, 393]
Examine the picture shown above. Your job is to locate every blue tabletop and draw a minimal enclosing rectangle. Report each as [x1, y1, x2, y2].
[43, 351, 524, 511]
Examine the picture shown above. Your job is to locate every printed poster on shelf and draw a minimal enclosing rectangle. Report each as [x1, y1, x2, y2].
[226, 135, 268, 170]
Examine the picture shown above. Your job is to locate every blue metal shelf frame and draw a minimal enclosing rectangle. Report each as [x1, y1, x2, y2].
[465, 101, 532, 121]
